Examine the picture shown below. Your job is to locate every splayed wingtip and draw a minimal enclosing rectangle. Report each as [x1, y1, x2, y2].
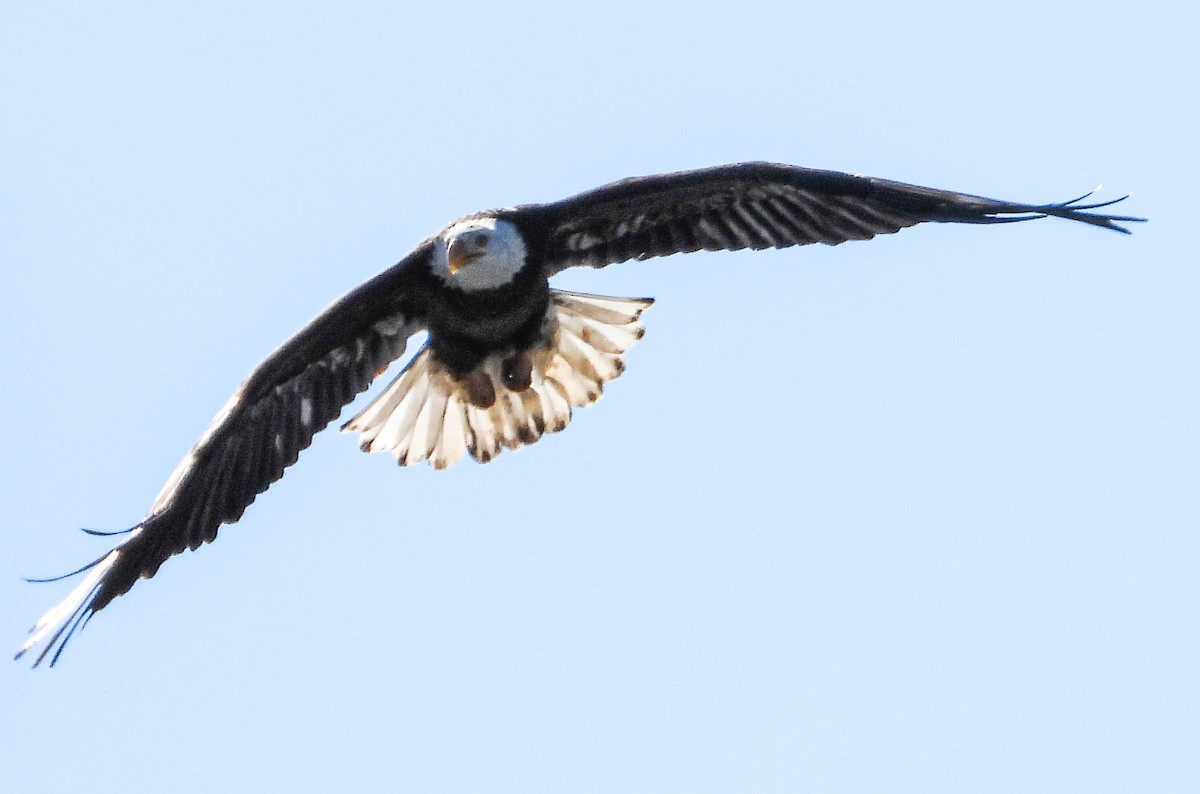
[16, 548, 122, 668]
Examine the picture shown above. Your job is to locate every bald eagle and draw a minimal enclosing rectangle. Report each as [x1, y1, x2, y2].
[17, 162, 1142, 666]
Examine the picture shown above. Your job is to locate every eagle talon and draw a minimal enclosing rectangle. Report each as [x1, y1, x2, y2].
[18, 161, 1142, 666]
[462, 371, 496, 408]
[501, 352, 533, 391]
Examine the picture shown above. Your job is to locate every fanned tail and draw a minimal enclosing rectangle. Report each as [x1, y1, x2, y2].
[343, 290, 653, 467]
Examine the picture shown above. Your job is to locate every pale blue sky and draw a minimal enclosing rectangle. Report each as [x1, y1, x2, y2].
[2, 2, 1196, 791]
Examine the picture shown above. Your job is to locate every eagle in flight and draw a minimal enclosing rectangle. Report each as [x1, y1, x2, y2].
[17, 162, 1143, 666]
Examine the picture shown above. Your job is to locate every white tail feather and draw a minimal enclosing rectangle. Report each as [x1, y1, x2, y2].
[465, 401, 502, 463]
[539, 375, 572, 433]
[431, 393, 468, 469]
[342, 290, 652, 467]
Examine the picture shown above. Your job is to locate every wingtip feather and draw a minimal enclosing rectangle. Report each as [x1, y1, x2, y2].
[17, 548, 123, 667]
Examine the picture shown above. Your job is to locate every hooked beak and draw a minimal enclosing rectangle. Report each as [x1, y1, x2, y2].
[447, 235, 485, 274]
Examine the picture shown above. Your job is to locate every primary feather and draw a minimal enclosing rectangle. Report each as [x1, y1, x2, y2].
[17, 162, 1144, 666]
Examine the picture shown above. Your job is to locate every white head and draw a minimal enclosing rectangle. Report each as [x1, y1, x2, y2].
[434, 217, 528, 291]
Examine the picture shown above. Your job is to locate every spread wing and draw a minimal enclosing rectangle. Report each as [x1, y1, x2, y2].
[17, 242, 435, 666]
[530, 162, 1143, 274]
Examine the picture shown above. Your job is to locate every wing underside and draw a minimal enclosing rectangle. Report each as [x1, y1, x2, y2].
[534, 162, 1142, 274]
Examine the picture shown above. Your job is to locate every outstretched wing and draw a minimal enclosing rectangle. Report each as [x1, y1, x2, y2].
[531, 162, 1143, 274]
[17, 242, 435, 666]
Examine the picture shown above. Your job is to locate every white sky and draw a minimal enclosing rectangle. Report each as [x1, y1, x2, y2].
[2, 2, 1196, 792]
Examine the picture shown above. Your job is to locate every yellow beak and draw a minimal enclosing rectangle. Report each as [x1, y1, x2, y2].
[447, 237, 483, 274]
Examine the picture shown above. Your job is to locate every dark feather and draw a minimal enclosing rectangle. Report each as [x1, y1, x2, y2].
[92, 254, 430, 611]
[20, 161, 1144, 666]
[21, 244, 434, 664]
[531, 162, 1143, 274]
